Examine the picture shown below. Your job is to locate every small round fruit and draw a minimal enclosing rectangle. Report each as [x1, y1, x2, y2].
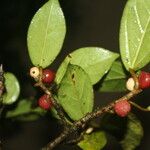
[138, 71, 150, 89]
[126, 77, 135, 91]
[114, 100, 131, 117]
[38, 94, 53, 110]
[30, 67, 40, 78]
[42, 69, 55, 84]
[85, 127, 94, 134]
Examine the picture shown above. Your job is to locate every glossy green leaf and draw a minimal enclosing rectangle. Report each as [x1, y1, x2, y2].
[58, 64, 94, 120]
[98, 61, 127, 92]
[27, 0, 66, 68]
[55, 56, 70, 85]
[78, 131, 107, 150]
[6, 99, 46, 121]
[2, 72, 20, 105]
[55, 47, 119, 84]
[121, 113, 143, 150]
[120, 0, 150, 70]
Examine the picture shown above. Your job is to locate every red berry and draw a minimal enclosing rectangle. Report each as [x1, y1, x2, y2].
[114, 100, 131, 117]
[138, 71, 150, 89]
[38, 94, 53, 110]
[42, 69, 55, 84]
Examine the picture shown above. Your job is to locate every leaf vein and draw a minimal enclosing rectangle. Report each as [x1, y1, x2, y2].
[131, 6, 150, 68]
[40, 2, 53, 66]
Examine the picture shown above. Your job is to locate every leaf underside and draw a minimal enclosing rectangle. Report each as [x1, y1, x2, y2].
[120, 0, 150, 71]
[2, 72, 20, 105]
[98, 61, 127, 92]
[78, 131, 107, 150]
[27, 0, 66, 68]
[6, 99, 46, 121]
[121, 113, 143, 150]
[55, 47, 119, 85]
[57, 64, 94, 120]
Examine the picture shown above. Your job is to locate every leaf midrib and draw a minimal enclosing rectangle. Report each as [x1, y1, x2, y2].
[131, 5, 150, 68]
[40, 1, 53, 66]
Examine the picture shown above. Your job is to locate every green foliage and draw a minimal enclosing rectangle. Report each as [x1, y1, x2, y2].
[27, 0, 66, 68]
[98, 61, 127, 92]
[121, 113, 143, 150]
[2, 0, 149, 148]
[78, 131, 107, 150]
[2, 72, 20, 105]
[120, 0, 150, 71]
[57, 64, 94, 120]
[6, 99, 46, 121]
[55, 47, 119, 85]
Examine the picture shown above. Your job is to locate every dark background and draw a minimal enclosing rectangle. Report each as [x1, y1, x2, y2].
[0, 0, 150, 150]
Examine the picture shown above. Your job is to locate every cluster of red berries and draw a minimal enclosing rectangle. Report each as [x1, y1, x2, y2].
[30, 67, 56, 110]
[30, 67, 150, 114]
[115, 71, 150, 117]
[30, 67, 55, 84]
[39, 69, 55, 110]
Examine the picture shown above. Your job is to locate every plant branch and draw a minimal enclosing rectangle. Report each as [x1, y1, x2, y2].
[44, 89, 142, 150]
[35, 82, 68, 126]
[130, 101, 150, 112]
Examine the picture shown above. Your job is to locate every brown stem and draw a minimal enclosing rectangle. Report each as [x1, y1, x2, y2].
[31, 67, 68, 125]
[35, 82, 68, 125]
[129, 68, 139, 90]
[130, 101, 150, 112]
[44, 89, 142, 150]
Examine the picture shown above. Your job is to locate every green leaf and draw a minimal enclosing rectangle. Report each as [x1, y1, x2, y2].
[15, 114, 42, 121]
[6, 99, 32, 118]
[98, 61, 127, 92]
[120, 0, 150, 70]
[121, 113, 143, 150]
[57, 64, 94, 120]
[27, 0, 66, 68]
[78, 131, 107, 150]
[6, 99, 46, 121]
[2, 72, 20, 105]
[55, 47, 119, 85]
[55, 56, 70, 84]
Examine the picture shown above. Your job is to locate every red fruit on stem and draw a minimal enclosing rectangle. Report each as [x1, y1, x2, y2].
[38, 94, 53, 110]
[114, 100, 131, 117]
[42, 69, 55, 84]
[138, 71, 150, 89]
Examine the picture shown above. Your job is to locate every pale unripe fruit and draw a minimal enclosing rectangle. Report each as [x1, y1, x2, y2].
[85, 127, 94, 134]
[126, 77, 135, 91]
[30, 67, 40, 78]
